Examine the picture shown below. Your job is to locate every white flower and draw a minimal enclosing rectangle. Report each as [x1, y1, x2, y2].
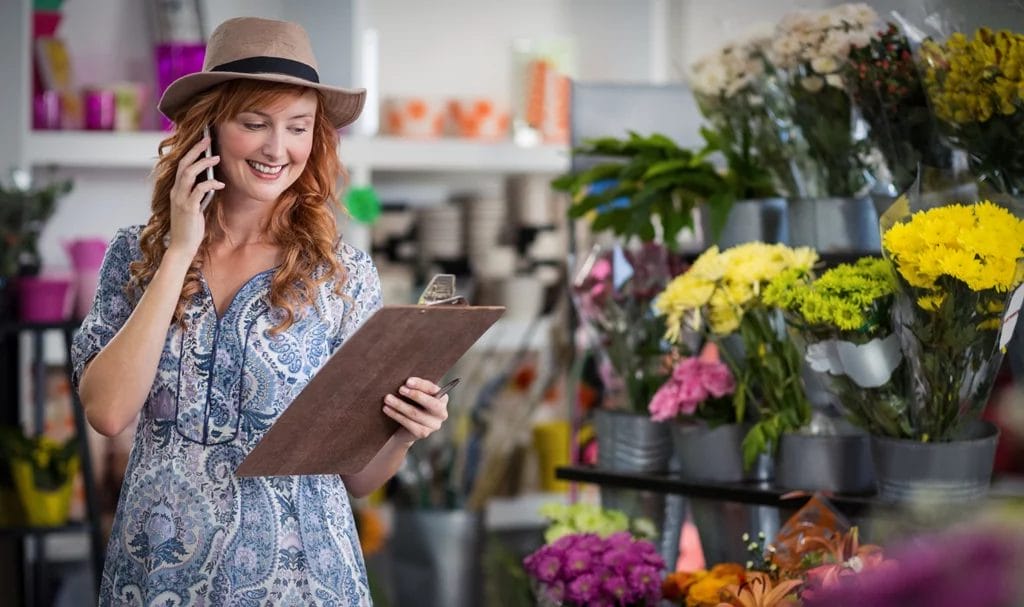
[811, 56, 839, 74]
[825, 73, 844, 88]
[801, 75, 825, 93]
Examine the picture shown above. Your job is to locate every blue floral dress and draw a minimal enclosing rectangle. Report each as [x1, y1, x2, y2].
[72, 225, 382, 606]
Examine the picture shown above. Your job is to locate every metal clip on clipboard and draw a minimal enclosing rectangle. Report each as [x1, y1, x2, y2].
[418, 274, 467, 306]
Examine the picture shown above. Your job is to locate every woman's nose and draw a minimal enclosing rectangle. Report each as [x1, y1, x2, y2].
[260, 130, 286, 160]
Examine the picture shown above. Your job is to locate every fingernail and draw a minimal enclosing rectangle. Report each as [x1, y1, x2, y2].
[399, 386, 410, 395]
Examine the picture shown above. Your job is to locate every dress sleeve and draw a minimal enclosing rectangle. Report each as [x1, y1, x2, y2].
[70, 226, 141, 391]
[334, 245, 383, 348]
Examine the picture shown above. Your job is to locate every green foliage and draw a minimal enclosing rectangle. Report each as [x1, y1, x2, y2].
[0, 427, 78, 491]
[0, 174, 72, 277]
[552, 132, 733, 248]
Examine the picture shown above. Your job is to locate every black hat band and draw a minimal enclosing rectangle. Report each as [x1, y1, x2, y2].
[211, 56, 320, 84]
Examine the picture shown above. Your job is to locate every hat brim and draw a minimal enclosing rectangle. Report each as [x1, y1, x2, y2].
[158, 71, 366, 129]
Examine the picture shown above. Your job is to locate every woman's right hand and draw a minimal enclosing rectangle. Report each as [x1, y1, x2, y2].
[166, 135, 223, 260]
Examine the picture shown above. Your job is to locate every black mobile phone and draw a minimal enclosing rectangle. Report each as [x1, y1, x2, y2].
[200, 125, 215, 212]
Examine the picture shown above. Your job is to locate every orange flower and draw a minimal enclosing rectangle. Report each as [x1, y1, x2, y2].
[663, 570, 703, 600]
[688, 574, 734, 606]
[716, 572, 802, 607]
[355, 507, 386, 556]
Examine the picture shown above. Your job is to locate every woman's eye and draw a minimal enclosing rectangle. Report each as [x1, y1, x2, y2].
[290, 127, 308, 135]
[244, 123, 265, 130]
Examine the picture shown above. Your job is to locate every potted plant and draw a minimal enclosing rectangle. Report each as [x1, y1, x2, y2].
[762, 257, 900, 494]
[0, 428, 79, 526]
[688, 27, 791, 247]
[0, 168, 72, 319]
[656, 242, 819, 472]
[874, 197, 1024, 500]
[551, 131, 733, 248]
[767, 4, 883, 254]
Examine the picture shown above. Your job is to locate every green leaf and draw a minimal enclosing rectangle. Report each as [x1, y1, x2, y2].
[703, 191, 735, 245]
[642, 159, 692, 180]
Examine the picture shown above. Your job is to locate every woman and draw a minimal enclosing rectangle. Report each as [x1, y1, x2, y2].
[72, 17, 447, 605]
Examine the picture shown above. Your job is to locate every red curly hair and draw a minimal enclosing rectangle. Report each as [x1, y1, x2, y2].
[130, 80, 348, 333]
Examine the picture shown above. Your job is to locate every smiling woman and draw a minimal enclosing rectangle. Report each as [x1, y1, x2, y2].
[70, 16, 453, 607]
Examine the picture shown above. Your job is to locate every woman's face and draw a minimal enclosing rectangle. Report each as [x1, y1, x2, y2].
[214, 90, 318, 206]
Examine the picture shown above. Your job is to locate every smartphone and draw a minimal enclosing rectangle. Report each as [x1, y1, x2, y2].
[200, 125, 215, 212]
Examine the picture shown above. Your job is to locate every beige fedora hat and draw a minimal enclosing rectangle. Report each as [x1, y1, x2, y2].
[158, 17, 366, 129]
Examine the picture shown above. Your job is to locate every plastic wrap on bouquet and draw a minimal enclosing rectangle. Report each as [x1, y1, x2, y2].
[918, 28, 1024, 196]
[571, 243, 678, 414]
[880, 191, 1024, 440]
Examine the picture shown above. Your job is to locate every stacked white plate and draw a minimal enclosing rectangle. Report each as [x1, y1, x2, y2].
[465, 197, 517, 280]
[418, 204, 464, 260]
[508, 175, 554, 227]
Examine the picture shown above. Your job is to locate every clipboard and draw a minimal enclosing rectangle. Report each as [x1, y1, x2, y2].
[235, 303, 504, 477]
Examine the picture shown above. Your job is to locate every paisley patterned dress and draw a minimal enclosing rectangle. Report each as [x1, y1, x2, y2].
[72, 225, 382, 606]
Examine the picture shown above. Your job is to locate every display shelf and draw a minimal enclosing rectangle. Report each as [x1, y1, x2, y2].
[556, 466, 1024, 518]
[556, 465, 879, 517]
[0, 523, 90, 538]
[23, 131, 570, 174]
[0, 319, 81, 339]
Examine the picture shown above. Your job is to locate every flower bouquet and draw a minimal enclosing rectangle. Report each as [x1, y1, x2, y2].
[648, 344, 738, 426]
[919, 28, 1024, 195]
[538, 502, 656, 544]
[769, 3, 878, 196]
[572, 243, 678, 414]
[763, 257, 911, 437]
[881, 198, 1024, 440]
[662, 563, 746, 606]
[844, 23, 951, 192]
[656, 242, 819, 468]
[523, 531, 665, 606]
[688, 27, 790, 206]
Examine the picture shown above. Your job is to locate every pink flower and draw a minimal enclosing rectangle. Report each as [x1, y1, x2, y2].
[699, 361, 735, 398]
[648, 381, 681, 421]
[590, 257, 612, 282]
[672, 357, 703, 383]
[676, 374, 709, 406]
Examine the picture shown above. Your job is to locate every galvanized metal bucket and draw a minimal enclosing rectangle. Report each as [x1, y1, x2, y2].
[870, 421, 1000, 502]
[703, 197, 789, 248]
[786, 196, 881, 254]
[670, 422, 778, 565]
[391, 509, 485, 607]
[595, 409, 672, 473]
[775, 429, 875, 494]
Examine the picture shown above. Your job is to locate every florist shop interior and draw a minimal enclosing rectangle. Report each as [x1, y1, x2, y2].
[3, 0, 1024, 606]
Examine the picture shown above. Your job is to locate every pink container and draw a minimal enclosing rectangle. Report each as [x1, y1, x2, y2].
[155, 43, 206, 130]
[83, 89, 116, 130]
[65, 238, 107, 271]
[18, 276, 73, 323]
[33, 90, 62, 130]
[65, 239, 107, 319]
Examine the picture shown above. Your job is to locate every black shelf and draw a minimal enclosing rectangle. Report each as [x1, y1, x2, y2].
[0, 522, 90, 538]
[556, 465, 882, 517]
[0, 319, 81, 338]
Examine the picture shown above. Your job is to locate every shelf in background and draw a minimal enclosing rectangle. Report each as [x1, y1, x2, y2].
[24, 131, 569, 174]
[556, 466, 1024, 518]
[557, 465, 880, 517]
[0, 319, 80, 339]
[0, 522, 89, 538]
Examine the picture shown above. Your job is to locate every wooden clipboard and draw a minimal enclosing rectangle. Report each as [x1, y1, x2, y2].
[235, 304, 505, 477]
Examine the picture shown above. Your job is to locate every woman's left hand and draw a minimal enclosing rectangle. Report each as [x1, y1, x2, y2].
[383, 377, 449, 444]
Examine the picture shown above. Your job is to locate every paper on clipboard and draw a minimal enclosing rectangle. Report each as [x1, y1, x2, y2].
[235, 303, 504, 477]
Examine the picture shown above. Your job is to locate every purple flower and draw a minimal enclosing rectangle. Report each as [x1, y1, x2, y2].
[567, 573, 601, 604]
[602, 575, 629, 602]
[802, 529, 1021, 607]
[564, 549, 590, 577]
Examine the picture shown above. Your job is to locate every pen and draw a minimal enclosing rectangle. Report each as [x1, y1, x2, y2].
[433, 377, 461, 399]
